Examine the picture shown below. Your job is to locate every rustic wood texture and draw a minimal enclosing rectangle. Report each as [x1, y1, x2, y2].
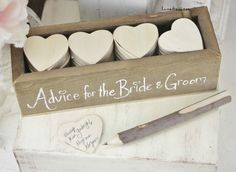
[11, 7, 221, 116]
[118, 91, 231, 144]
[11, 45, 25, 82]
[190, 7, 220, 52]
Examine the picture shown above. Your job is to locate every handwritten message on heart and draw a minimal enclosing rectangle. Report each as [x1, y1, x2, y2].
[58, 115, 103, 153]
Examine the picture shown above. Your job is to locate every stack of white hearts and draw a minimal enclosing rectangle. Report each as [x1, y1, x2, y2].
[113, 23, 159, 60]
[69, 30, 114, 66]
[24, 34, 70, 72]
[158, 18, 203, 55]
[23, 18, 203, 72]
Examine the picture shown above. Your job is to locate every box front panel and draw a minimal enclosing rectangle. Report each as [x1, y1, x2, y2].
[15, 50, 220, 116]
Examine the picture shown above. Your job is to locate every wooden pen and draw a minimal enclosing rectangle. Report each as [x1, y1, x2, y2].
[104, 90, 231, 145]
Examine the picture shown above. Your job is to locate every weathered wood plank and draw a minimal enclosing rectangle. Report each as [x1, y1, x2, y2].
[15, 49, 219, 116]
[11, 46, 25, 83]
[190, 7, 220, 52]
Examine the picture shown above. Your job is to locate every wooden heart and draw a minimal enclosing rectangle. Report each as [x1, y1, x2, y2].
[24, 34, 69, 72]
[158, 18, 203, 53]
[113, 23, 159, 58]
[58, 115, 103, 153]
[69, 30, 113, 65]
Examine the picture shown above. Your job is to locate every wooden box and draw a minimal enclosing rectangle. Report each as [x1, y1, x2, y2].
[11, 7, 221, 116]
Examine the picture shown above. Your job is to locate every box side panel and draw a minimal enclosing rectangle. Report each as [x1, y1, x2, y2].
[28, 10, 184, 37]
[11, 46, 25, 83]
[15, 50, 220, 116]
[190, 7, 220, 53]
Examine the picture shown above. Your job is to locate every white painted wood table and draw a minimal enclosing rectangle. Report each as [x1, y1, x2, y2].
[14, 91, 220, 172]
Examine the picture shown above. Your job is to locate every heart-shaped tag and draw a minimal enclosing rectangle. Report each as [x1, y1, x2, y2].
[113, 23, 159, 58]
[24, 34, 69, 72]
[58, 115, 103, 153]
[158, 18, 203, 54]
[69, 30, 113, 65]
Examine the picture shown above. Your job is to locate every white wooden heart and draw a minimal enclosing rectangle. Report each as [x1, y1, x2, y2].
[113, 23, 159, 58]
[69, 30, 113, 65]
[24, 34, 69, 72]
[58, 115, 103, 153]
[158, 18, 203, 53]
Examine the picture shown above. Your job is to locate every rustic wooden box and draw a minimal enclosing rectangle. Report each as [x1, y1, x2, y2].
[11, 7, 220, 116]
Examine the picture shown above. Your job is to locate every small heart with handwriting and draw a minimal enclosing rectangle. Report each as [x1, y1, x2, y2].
[24, 34, 69, 72]
[58, 115, 103, 153]
[158, 18, 203, 54]
[69, 30, 113, 66]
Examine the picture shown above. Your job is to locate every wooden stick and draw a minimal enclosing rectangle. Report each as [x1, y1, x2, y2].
[104, 91, 231, 145]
